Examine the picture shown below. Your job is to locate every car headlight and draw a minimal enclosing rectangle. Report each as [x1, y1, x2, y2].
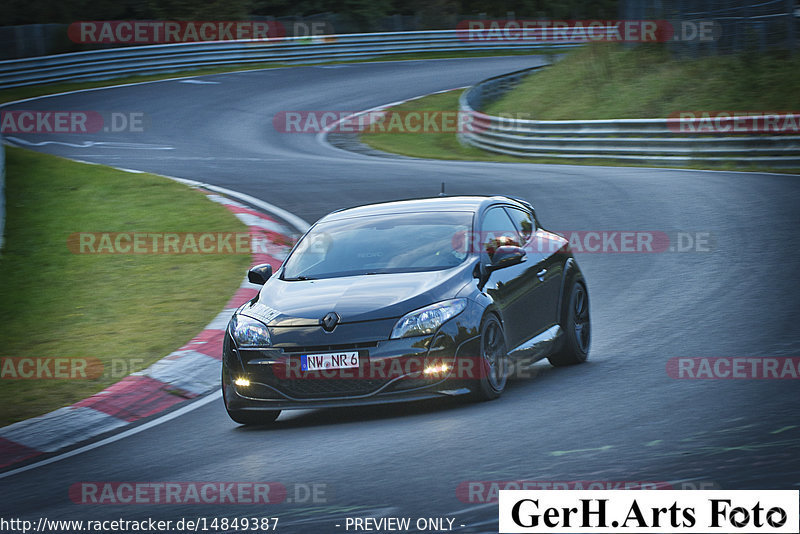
[229, 314, 271, 348]
[390, 299, 467, 339]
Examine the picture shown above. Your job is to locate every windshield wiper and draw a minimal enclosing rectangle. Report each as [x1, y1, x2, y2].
[283, 275, 317, 281]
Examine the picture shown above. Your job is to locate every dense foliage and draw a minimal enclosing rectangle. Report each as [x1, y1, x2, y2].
[2, 0, 619, 28]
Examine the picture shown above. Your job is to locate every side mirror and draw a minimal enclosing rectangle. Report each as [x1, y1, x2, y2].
[488, 245, 526, 272]
[247, 264, 273, 285]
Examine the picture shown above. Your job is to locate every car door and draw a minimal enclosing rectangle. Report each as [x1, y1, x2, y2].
[505, 206, 563, 332]
[479, 206, 545, 349]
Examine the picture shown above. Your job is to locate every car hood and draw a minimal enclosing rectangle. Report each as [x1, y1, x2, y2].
[240, 263, 474, 327]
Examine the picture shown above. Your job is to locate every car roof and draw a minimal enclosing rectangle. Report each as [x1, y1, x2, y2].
[320, 195, 531, 222]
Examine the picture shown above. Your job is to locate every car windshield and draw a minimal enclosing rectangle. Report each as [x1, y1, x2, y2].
[282, 211, 474, 280]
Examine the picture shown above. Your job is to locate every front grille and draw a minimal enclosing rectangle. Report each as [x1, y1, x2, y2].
[274, 341, 379, 353]
[250, 348, 389, 399]
[276, 378, 388, 398]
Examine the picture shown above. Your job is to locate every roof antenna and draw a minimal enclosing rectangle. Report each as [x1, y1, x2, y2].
[439, 182, 446, 197]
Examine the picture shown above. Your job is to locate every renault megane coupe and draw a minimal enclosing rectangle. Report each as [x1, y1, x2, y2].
[222, 196, 590, 424]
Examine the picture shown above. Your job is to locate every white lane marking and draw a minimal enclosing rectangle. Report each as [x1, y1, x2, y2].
[240, 277, 263, 290]
[61, 155, 283, 161]
[4, 137, 173, 150]
[0, 151, 309, 234]
[314, 86, 470, 147]
[205, 308, 237, 331]
[0, 72, 275, 108]
[0, 391, 222, 480]
[1, 60, 790, 177]
[233, 212, 289, 234]
[0, 170, 306, 475]
[167, 176, 311, 233]
[0, 59, 481, 108]
[0, 58, 509, 477]
[206, 193, 250, 208]
[6, 51, 477, 106]
[0, 407, 127, 453]
[1, 56, 496, 108]
[179, 79, 221, 84]
[138, 350, 221, 396]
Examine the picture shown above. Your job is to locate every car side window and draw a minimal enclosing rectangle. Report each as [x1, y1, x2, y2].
[480, 207, 520, 259]
[505, 207, 535, 244]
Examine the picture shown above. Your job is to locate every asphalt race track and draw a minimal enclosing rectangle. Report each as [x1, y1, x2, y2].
[1, 56, 799, 532]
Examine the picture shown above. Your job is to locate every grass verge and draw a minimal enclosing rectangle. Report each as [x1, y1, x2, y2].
[359, 44, 800, 174]
[356, 90, 525, 162]
[0, 147, 251, 426]
[484, 43, 800, 119]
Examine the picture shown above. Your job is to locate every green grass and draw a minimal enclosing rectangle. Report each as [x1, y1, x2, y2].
[360, 88, 800, 173]
[360, 44, 800, 174]
[485, 43, 800, 119]
[0, 148, 251, 425]
[0, 46, 560, 427]
[356, 90, 523, 162]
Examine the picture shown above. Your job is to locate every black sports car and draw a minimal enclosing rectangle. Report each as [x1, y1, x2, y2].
[222, 196, 590, 424]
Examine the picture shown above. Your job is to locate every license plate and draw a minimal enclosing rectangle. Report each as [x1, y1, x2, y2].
[301, 351, 359, 371]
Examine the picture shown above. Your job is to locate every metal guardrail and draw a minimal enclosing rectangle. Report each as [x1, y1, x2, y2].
[0, 30, 587, 89]
[458, 67, 800, 166]
[5, 27, 796, 167]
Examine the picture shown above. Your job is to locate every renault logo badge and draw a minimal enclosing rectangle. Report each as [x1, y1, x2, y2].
[321, 312, 339, 332]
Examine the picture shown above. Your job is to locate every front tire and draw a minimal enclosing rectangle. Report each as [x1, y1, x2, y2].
[471, 314, 509, 400]
[548, 279, 590, 367]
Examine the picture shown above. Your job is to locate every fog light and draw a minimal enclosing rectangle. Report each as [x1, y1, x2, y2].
[234, 377, 250, 387]
[423, 363, 450, 376]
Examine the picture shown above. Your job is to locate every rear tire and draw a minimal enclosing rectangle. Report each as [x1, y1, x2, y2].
[471, 315, 509, 401]
[548, 279, 590, 367]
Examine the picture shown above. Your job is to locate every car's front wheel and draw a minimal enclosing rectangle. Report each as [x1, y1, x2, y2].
[548, 279, 590, 367]
[471, 314, 509, 400]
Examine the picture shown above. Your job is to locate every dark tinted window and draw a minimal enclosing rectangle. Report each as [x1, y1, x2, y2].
[480, 207, 520, 258]
[282, 211, 473, 279]
[505, 207, 535, 243]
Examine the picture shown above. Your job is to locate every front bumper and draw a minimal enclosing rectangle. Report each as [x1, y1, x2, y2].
[222, 307, 482, 411]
